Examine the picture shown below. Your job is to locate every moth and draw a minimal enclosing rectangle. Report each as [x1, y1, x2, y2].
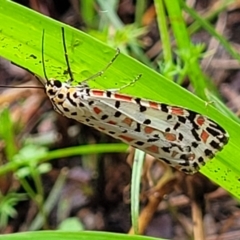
[43, 28, 228, 174]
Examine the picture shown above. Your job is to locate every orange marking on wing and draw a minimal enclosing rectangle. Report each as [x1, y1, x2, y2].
[149, 101, 159, 109]
[93, 107, 102, 114]
[114, 93, 132, 101]
[176, 153, 195, 161]
[146, 145, 159, 153]
[144, 126, 154, 134]
[188, 153, 195, 161]
[107, 120, 116, 125]
[164, 132, 176, 141]
[196, 116, 205, 126]
[171, 107, 184, 115]
[119, 135, 134, 142]
[201, 130, 209, 143]
[122, 117, 133, 126]
[91, 90, 105, 96]
[171, 150, 178, 158]
[99, 127, 106, 131]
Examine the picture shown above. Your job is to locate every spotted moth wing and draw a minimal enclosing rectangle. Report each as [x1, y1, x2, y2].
[83, 90, 229, 174]
[45, 80, 229, 174]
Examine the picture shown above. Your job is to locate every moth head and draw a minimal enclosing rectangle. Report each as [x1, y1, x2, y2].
[45, 79, 68, 104]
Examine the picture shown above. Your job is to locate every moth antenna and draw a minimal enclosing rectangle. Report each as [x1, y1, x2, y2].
[0, 85, 44, 89]
[0, 63, 45, 89]
[61, 27, 74, 81]
[0, 85, 45, 89]
[42, 29, 49, 81]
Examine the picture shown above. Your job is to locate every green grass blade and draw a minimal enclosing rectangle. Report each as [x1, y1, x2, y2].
[0, 230, 166, 240]
[0, 144, 128, 176]
[131, 150, 145, 234]
[180, 0, 240, 62]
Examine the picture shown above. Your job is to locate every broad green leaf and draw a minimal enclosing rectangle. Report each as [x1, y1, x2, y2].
[0, 0, 239, 199]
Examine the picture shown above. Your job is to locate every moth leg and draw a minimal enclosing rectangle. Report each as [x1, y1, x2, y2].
[107, 74, 142, 92]
[80, 48, 120, 84]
